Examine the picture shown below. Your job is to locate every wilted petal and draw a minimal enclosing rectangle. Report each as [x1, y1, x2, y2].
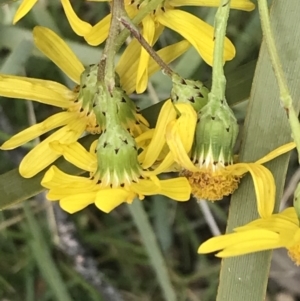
[231, 163, 275, 218]
[255, 142, 296, 165]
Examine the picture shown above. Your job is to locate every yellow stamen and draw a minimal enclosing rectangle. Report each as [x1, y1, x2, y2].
[182, 168, 241, 201]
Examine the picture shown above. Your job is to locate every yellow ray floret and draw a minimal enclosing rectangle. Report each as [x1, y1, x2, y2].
[139, 100, 296, 218]
[198, 207, 300, 265]
[42, 141, 191, 213]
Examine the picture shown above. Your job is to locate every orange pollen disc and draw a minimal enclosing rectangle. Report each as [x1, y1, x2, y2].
[181, 168, 242, 201]
[288, 243, 300, 266]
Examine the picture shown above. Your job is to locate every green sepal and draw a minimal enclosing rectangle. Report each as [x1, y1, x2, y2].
[77, 64, 98, 111]
[171, 73, 209, 112]
[192, 100, 239, 166]
[96, 123, 141, 187]
[92, 82, 147, 133]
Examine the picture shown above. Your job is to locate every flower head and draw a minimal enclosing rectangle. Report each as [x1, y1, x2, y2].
[0, 26, 147, 178]
[42, 139, 191, 214]
[139, 82, 296, 217]
[198, 207, 300, 265]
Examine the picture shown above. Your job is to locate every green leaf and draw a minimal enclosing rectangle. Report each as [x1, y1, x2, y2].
[216, 2, 300, 301]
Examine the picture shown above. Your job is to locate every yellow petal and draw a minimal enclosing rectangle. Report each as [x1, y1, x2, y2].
[168, 0, 255, 11]
[255, 142, 296, 165]
[20, 119, 85, 178]
[216, 237, 281, 257]
[135, 129, 155, 145]
[136, 15, 156, 94]
[160, 177, 191, 201]
[142, 100, 177, 169]
[143, 152, 175, 176]
[117, 39, 142, 94]
[47, 185, 97, 200]
[49, 141, 96, 172]
[59, 193, 96, 213]
[148, 40, 191, 75]
[42, 166, 90, 188]
[131, 179, 161, 196]
[119, 39, 190, 95]
[232, 163, 275, 218]
[173, 103, 197, 152]
[0, 75, 74, 107]
[165, 118, 199, 172]
[84, 14, 111, 46]
[236, 216, 298, 235]
[13, 0, 38, 24]
[33, 26, 84, 84]
[198, 229, 280, 255]
[1, 112, 76, 150]
[61, 0, 92, 36]
[156, 10, 235, 65]
[95, 189, 135, 213]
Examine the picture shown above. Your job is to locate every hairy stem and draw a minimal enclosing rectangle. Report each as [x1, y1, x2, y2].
[209, 0, 231, 107]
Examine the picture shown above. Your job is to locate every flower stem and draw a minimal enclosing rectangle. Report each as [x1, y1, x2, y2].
[209, 0, 231, 108]
[257, 0, 300, 162]
[128, 200, 176, 301]
[118, 15, 173, 77]
[98, 0, 124, 93]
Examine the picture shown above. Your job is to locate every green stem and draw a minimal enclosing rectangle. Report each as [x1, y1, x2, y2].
[128, 200, 177, 301]
[257, 0, 300, 161]
[209, 0, 231, 107]
[98, 0, 124, 92]
[114, 0, 165, 52]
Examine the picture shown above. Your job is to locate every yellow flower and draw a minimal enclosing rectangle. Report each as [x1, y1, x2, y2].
[13, 0, 94, 37]
[86, 0, 254, 92]
[0, 26, 150, 178]
[139, 99, 296, 218]
[198, 207, 300, 265]
[42, 140, 191, 213]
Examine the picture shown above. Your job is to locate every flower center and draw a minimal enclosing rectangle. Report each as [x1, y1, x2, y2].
[288, 243, 300, 266]
[68, 85, 101, 134]
[181, 167, 241, 201]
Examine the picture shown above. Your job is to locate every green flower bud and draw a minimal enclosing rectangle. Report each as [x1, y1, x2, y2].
[192, 100, 239, 167]
[171, 73, 209, 112]
[182, 100, 240, 201]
